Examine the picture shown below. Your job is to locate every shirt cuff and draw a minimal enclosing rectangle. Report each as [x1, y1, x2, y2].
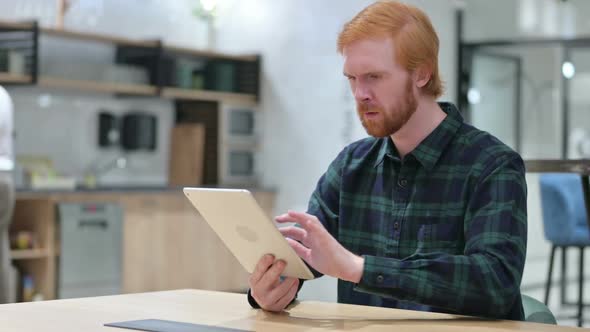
[354, 255, 402, 295]
[247, 288, 261, 309]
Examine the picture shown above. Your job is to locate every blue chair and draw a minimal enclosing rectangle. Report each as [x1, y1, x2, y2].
[539, 173, 590, 327]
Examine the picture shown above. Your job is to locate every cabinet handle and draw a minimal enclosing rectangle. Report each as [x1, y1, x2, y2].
[78, 219, 108, 230]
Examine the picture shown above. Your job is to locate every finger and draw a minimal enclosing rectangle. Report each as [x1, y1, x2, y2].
[274, 279, 300, 310]
[249, 254, 275, 287]
[257, 259, 287, 291]
[276, 212, 313, 231]
[279, 226, 307, 243]
[286, 211, 321, 231]
[275, 213, 297, 224]
[286, 238, 311, 261]
[276, 210, 316, 224]
[287, 210, 315, 223]
[267, 277, 298, 307]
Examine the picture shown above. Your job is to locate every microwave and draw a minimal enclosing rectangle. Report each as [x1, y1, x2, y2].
[217, 103, 259, 186]
[219, 104, 259, 145]
[218, 143, 259, 186]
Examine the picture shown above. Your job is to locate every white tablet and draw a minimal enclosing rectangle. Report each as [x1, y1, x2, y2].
[183, 187, 315, 280]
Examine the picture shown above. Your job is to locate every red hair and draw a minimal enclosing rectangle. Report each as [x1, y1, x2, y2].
[337, 1, 444, 98]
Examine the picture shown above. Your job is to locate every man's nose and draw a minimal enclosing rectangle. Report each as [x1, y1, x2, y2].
[353, 84, 371, 103]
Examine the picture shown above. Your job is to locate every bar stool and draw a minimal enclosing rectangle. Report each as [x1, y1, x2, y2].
[540, 173, 590, 327]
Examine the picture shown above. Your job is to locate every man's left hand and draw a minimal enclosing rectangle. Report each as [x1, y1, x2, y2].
[276, 210, 364, 283]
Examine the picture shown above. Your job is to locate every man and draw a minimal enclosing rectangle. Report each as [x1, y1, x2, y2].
[0, 85, 15, 303]
[248, 0, 527, 320]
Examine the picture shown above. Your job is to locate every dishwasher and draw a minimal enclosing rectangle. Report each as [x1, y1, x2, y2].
[57, 203, 123, 299]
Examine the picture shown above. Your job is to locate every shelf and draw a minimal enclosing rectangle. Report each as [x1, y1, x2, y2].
[10, 248, 51, 260]
[0, 74, 259, 102]
[162, 87, 257, 105]
[42, 27, 159, 48]
[0, 20, 257, 61]
[0, 20, 260, 103]
[164, 45, 258, 62]
[38, 77, 158, 96]
[0, 73, 158, 96]
[0, 72, 32, 84]
[0, 21, 34, 30]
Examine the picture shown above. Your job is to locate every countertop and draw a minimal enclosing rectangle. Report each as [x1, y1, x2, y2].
[16, 185, 276, 196]
[0, 289, 580, 332]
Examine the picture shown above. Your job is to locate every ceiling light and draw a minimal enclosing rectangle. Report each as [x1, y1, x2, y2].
[562, 61, 575, 79]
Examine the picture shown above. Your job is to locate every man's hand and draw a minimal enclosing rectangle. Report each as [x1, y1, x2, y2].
[276, 210, 364, 283]
[248, 254, 300, 312]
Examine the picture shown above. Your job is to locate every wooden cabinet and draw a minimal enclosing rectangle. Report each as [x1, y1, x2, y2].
[9, 198, 56, 301]
[122, 194, 250, 293]
[11, 190, 275, 301]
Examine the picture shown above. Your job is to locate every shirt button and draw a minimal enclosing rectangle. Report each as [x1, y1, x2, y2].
[398, 179, 408, 188]
[393, 222, 400, 230]
[376, 275, 384, 283]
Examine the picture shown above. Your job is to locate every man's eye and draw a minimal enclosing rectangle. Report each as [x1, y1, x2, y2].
[368, 74, 380, 80]
[347, 76, 356, 81]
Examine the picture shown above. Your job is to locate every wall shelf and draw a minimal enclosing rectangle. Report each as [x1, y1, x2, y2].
[10, 248, 51, 260]
[0, 21, 33, 30]
[162, 87, 257, 105]
[0, 20, 260, 103]
[163, 45, 258, 62]
[0, 72, 32, 84]
[42, 27, 159, 48]
[38, 77, 159, 96]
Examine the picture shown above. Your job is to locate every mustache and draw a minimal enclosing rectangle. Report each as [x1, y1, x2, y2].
[357, 103, 382, 113]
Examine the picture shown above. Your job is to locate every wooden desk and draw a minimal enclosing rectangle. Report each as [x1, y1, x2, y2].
[525, 159, 590, 231]
[0, 289, 583, 331]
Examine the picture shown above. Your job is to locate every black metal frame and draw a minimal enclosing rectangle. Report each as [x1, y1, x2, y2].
[114, 40, 162, 90]
[544, 245, 587, 327]
[0, 21, 38, 84]
[31, 21, 39, 83]
[456, 8, 590, 158]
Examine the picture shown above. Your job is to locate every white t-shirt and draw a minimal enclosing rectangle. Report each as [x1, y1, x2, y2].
[0, 86, 14, 171]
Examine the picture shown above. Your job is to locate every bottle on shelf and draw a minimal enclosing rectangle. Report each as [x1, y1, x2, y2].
[22, 275, 34, 302]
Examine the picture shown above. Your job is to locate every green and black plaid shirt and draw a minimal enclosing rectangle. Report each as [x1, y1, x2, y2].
[307, 102, 527, 320]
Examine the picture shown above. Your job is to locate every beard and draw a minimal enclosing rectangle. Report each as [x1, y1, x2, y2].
[357, 78, 418, 138]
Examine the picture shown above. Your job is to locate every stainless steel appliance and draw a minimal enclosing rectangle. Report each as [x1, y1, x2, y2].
[57, 203, 123, 299]
[218, 103, 259, 186]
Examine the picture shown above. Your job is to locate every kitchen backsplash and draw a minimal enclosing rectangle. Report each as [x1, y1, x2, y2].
[9, 87, 174, 188]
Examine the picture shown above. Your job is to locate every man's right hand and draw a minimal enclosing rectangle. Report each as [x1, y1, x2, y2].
[248, 254, 300, 312]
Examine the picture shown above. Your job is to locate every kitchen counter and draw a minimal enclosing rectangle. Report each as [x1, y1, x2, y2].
[16, 185, 276, 197]
[12, 186, 277, 299]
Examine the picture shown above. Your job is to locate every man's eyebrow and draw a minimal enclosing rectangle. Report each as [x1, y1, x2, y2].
[344, 71, 387, 77]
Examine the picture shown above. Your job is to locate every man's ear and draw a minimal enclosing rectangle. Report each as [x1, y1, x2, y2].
[413, 65, 432, 88]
